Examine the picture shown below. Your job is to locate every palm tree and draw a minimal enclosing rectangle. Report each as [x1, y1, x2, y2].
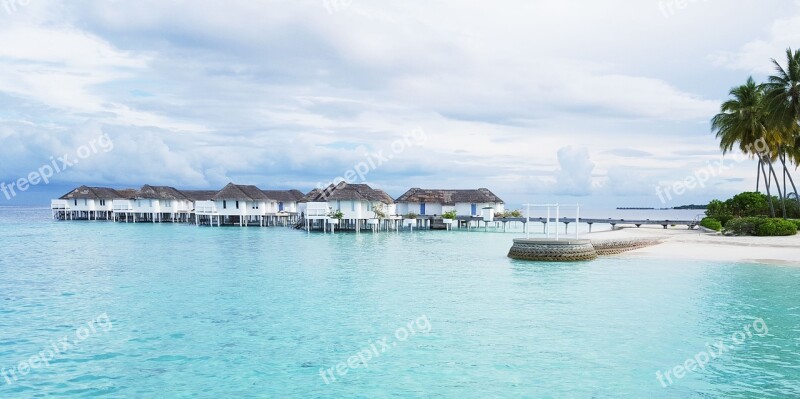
[764, 48, 800, 206]
[711, 77, 780, 217]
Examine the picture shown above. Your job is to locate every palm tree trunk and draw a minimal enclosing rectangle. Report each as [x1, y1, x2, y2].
[768, 160, 772, 188]
[760, 158, 776, 217]
[756, 158, 761, 192]
[786, 167, 800, 204]
[768, 160, 786, 218]
[780, 152, 800, 206]
[782, 150, 788, 203]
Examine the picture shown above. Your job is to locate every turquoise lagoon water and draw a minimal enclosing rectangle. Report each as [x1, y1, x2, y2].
[0, 207, 799, 398]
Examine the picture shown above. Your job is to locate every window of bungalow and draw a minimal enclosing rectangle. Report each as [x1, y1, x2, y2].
[74, 199, 77, 206]
[84, 199, 88, 206]
[351, 201, 355, 211]
[164, 200, 171, 208]
[148, 199, 153, 207]
[235, 201, 239, 209]
[223, 200, 227, 209]
[100, 200, 105, 206]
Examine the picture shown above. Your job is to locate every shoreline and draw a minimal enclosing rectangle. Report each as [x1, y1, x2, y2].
[588, 226, 800, 266]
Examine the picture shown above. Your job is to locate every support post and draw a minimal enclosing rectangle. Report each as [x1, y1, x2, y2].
[555, 204, 560, 241]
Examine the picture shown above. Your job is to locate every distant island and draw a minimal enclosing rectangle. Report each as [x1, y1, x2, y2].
[672, 204, 708, 210]
[616, 205, 707, 210]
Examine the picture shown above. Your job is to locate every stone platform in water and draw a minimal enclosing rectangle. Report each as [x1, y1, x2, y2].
[508, 238, 663, 262]
[507, 239, 598, 261]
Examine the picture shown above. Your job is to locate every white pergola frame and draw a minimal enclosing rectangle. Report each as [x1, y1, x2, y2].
[523, 203, 581, 240]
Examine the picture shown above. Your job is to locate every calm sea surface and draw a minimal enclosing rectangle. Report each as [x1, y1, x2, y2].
[0, 207, 798, 398]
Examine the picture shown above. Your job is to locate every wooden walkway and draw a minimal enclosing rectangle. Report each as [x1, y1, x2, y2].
[295, 215, 699, 232]
[491, 217, 698, 231]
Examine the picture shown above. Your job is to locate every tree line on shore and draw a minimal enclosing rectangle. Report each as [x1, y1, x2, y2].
[711, 48, 800, 219]
[703, 192, 799, 236]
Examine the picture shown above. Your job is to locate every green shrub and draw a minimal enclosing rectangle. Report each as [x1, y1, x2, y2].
[716, 215, 734, 226]
[724, 217, 798, 236]
[496, 209, 523, 218]
[372, 203, 386, 219]
[727, 192, 770, 217]
[782, 200, 800, 219]
[706, 199, 730, 219]
[442, 210, 457, 219]
[790, 220, 800, 230]
[700, 217, 722, 231]
[329, 209, 344, 219]
[724, 217, 764, 236]
[755, 219, 798, 236]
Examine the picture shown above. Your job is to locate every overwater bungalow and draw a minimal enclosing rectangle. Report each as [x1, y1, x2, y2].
[115, 185, 193, 223]
[299, 183, 395, 232]
[205, 183, 274, 226]
[181, 190, 218, 225]
[395, 188, 505, 218]
[262, 189, 305, 225]
[50, 182, 509, 232]
[51, 185, 125, 220]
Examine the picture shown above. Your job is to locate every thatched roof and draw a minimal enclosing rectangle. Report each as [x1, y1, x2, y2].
[115, 189, 137, 199]
[301, 183, 394, 204]
[135, 185, 189, 201]
[182, 190, 218, 201]
[262, 189, 305, 202]
[213, 183, 270, 201]
[300, 189, 323, 203]
[373, 189, 395, 204]
[58, 184, 311, 202]
[395, 188, 504, 205]
[288, 189, 305, 200]
[59, 185, 126, 200]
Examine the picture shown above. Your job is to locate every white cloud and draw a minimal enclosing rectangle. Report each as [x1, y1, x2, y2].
[1, 0, 798, 206]
[554, 147, 596, 196]
[710, 15, 800, 74]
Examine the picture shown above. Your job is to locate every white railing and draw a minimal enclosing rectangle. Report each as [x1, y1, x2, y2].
[194, 201, 218, 215]
[165, 201, 192, 213]
[306, 202, 329, 218]
[113, 200, 134, 212]
[51, 199, 69, 210]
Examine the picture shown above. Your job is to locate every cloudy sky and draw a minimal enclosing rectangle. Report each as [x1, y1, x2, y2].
[1, 0, 799, 207]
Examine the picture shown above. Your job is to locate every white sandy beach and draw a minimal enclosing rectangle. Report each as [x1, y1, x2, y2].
[589, 226, 800, 266]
